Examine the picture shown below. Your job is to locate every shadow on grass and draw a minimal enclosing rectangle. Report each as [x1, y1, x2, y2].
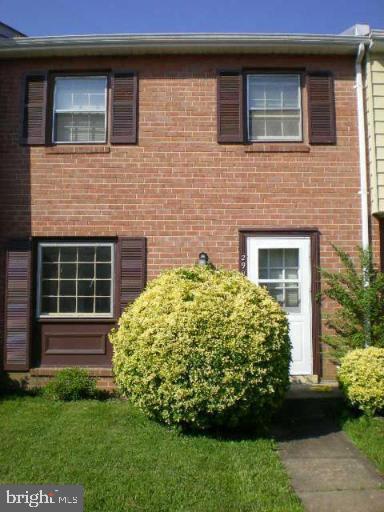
[186, 393, 350, 442]
[0, 373, 361, 446]
[179, 418, 272, 442]
[0, 372, 39, 400]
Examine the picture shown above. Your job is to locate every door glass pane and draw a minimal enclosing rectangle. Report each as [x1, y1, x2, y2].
[285, 249, 299, 267]
[286, 268, 298, 279]
[286, 285, 300, 308]
[270, 268, 284, 279]
[264, 283, 284, 305]
[258, 248, 300, 312]
[259, 250, 268, 267]
[270, 249, 284, 267]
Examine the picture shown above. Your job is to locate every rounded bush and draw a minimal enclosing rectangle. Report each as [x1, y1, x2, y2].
[44, 368, 97, 401]
[110, 266, 291, 429]
[338, 347, 384, 415]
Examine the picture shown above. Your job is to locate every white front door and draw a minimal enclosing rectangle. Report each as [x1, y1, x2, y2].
[247, 236, 312, 375]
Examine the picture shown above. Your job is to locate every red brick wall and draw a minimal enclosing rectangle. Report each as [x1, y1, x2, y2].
[0, 53, 374, 379]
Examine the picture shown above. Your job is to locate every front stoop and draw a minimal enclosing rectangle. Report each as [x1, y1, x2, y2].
[290, 375, 319, 384]
[29, 367, 116, 390]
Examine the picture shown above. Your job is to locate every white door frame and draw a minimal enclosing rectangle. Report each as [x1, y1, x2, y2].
[239, 230, 320, 377]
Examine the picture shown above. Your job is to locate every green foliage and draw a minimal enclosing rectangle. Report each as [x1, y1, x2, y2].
[342, 414, 384, 473]
[0, 397, 304, 512]
[44, 368, 97, 401]
[110, 265, 291, 430]
[338, 347, 384, 415]
[321, 246, 384, 361]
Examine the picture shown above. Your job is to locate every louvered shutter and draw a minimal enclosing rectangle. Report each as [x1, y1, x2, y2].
[3, 241, 32, 371]
[110, 71, 138, 144]
[217, 71, 244, 143]
[307, 73, 336, 145]
[118, 238, 146, 313]
[21, 73, 47, 145]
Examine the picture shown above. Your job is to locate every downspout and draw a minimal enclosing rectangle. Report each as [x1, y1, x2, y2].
[355, 42, 369, 250]
[355, 42, 370, 346]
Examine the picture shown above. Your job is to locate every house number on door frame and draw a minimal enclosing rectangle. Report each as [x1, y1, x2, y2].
[240, 254, 247, 275]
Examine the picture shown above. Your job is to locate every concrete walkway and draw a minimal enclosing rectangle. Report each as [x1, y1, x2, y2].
[274, 386, 384, 512]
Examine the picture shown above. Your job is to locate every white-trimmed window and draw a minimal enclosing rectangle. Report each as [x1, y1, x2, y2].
[53, 76, 107, 143]
[37, 242, 114, 318]
[247, 74, 302, 141]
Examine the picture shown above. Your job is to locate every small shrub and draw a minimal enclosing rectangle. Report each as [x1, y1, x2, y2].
[110, 266, 291, 430]
[44, 368, 97, 401]
[338, 347, 384, 415]
[321, 245, 384, 362]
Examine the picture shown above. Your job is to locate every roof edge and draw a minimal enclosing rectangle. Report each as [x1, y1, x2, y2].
[0, 32, 370, 59]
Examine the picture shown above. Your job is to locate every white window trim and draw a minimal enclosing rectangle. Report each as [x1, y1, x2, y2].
[247, 73, 303, 142]
[52, 76, 108, 144]
[37, 241, 114, 319]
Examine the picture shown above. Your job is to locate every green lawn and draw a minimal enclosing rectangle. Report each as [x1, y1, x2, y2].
[0, 396, 302, 512]
[342, 414, 384, 473]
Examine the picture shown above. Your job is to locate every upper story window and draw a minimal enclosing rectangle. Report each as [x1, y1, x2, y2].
[37, 242, 114, 318]
[53, 76, 107, 143]
[247, 74, 302, 142]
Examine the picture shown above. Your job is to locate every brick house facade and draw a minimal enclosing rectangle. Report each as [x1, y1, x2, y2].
[0, 33, 378, 384]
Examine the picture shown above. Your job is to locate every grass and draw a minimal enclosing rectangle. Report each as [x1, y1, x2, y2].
[342, 413, 384, 473]
[0, 396, 303, 512]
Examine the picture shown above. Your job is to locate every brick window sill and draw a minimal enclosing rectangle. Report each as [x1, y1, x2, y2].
[46, 145, 111, 155]
[244, 143, 310, 153]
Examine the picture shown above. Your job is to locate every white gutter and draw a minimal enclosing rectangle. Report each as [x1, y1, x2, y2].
[0, 32, 369, 58]
[355, 42, 369, 250]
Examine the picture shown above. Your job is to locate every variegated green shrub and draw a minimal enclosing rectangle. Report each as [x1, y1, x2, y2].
[338, 347, 384, 415]
[110, 266, 291, 429]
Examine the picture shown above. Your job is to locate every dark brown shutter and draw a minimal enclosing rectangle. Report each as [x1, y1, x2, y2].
[217, 71, 244, 143]
[110, 71, 138, 144]
[118, 237, 146, 313]
[307, 73, 336, 145]
[3, 241, 32, 371]
[21, 73, 47, 145]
